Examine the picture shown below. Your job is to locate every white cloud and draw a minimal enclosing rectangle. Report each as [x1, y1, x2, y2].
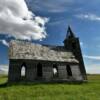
[86, 63, 100, 74]
[76, 14, 100, 21]
[0, 40, 9, 47]
[84, 55, 100, 60]
[0, 65, 8, 74]
[0, 0, 49, 41]
[80, 42, 83, 47]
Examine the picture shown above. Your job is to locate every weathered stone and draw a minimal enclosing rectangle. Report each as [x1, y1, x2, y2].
[8, 26, 87, 83]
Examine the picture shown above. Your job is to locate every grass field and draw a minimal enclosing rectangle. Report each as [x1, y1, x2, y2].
[0, 75, 100, 100]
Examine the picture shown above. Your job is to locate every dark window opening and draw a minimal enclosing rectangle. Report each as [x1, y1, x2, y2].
[66, 65, 72, 76]
[53, 64, 58, 77]
[37, 63, 43, 77]
[72, 42, 76, 49]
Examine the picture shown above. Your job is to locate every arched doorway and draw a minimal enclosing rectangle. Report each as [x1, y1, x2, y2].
[21, 63, 26, 81]
[37, 63, 43, 77]
[66, 65, 72, 77]
[53, 64, 58, 77]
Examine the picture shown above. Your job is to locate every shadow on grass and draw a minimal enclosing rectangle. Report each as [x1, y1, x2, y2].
[0, 80, 87, 88]
[0, 82, 8, 88]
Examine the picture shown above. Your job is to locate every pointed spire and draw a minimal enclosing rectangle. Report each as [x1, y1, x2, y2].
[66, 25, 75, 38]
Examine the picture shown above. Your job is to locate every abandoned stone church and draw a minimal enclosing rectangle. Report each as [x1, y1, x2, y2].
[8, 26, 87, 82]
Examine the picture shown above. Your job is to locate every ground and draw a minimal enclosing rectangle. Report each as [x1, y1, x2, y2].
[0, 75, 100, 100]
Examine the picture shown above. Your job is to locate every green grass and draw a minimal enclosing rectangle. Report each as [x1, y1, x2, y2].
[0, 75, 100, 100]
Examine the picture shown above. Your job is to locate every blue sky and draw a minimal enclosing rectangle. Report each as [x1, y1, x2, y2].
[0, 0, 100, 73]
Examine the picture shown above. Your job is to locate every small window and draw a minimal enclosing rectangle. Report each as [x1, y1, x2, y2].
[21, 63, 26, 80]
[66, 65, 72, 76]
[72, 42, 76, 49]
[37, 63, 43, 77]
[53, 64, 58, 77]
[21, 66, 25, 77]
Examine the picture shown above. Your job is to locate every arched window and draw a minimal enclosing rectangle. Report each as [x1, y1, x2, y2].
[66, 65, 72, 76]
[21, 66, 25, 77]
[37, 63, 43, 77]
[53, 64, 58, 77]
[21, 63, 26, 80]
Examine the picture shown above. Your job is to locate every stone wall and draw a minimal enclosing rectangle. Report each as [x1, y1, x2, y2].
[71, 65, 83, 81]
[8, 59, 83, 82]
[25, 62, 37, 81]
[8, 61, 21, 82]
[43, 63, 53, 81]
[58, 65, 67, 79]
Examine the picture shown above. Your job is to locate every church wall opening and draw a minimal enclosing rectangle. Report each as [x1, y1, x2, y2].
[37, 63, 43, 77]
[53, 64, 59, 78]
[66, 65, 72, 77]
[72, 42, 76, 49]
[20, 63, 27, 81]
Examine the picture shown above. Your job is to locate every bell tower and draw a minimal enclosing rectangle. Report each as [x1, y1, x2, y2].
[64, 26, 87, 80]
[63, 26, 76, 50]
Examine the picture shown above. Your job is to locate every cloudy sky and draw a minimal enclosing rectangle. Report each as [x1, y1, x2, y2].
[0, 0, 100, 74]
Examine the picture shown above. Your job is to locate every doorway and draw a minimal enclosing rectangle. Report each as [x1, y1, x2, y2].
[21, 63, 26, 81]
[66, 65, 72, 77]
[37, 63, 43, 77]
[53, 64, 58, 77]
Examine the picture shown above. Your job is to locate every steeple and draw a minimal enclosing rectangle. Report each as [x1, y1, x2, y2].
[63, 26, 87, 80]
[63, 26, 76, 46]
[66, 26, 75, 38]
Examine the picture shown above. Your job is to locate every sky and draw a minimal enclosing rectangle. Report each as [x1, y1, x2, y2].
[0, 0, 100, 74]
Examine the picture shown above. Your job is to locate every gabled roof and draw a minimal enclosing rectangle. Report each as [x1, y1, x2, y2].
[9, 40, 78, 63]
